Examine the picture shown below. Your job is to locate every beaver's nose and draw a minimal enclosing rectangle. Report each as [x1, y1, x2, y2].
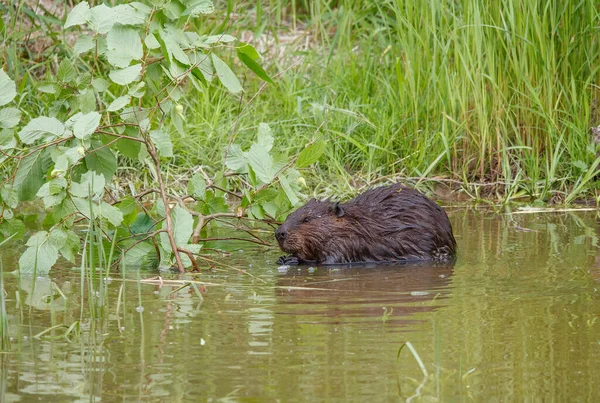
[275, 227, 286, 243]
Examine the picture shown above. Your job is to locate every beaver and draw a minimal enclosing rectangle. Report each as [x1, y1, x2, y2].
[275, 184, 456, 264]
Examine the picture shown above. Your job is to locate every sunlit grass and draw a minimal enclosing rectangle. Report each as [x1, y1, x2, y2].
[176, 0, 600, 202]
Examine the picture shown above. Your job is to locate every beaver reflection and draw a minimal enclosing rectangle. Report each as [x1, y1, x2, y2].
[275, 261, 455, 324]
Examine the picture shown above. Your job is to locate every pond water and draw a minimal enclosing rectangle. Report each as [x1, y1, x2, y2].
[1, 207, 599, 402]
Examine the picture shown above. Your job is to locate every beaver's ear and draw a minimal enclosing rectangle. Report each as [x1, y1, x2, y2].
[332, 202, 345, 217]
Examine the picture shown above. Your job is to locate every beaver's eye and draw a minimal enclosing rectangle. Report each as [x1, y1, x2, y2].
[302, 217, 310, 223]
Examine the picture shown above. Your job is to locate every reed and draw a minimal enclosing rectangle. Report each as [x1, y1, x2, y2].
[0, 259, 10, 350]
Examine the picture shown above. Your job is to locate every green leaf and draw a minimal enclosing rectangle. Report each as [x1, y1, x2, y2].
[100, 202, 123, 227]
[178, 243, 202, 267]
[41, 191, 66, 209]
[19, 231, 60, 275]
[203, 192, 229, 214]
[170, 107, 185, 137]
[144, 33, 160, 50]
[153, 198, 166, 219]
[57, 59, 76, 83]
[37, 178, 67, 198]
[184, 31, 204, 47]
[106, 26, 143, 68]
[155, 28, 170, 64]
[1, 208, 13, 220]
[237, 51, 273, 84]
[250, 204, 266, 220]
[77, 90, 97, 113]
[65, 1, 90, 28]
[130, 2, 153, 14]
[71, 196, 94, 220]
[161, 27, 191, 66]
[171, 205, 193, 246]
[0, 70, 17, 107]
[0, 218, 26, 241]
[296, 140, 327, 168]
[88, 4, 116, 34]
[73, 34, 95, 55]
[121, 241, 158, 270]
[68, 184, 87, 199]
[0, 128, 15, 149]
[0, 107, 21, 129]
[52, 198, 77, 227]
[237, 42, 260, 60]
[1, 184, 18, 208]
[71, 170, 105, 198]
[38, 83, 57, 94]
[58, 229, 80, 263]
[18, 117, 65, 144]
[75, 72, 91, 91]
[257, 123, 274, 152]
[107, 95, 131, 111]
[37, 178, 67, 208]
[247, 142, 275, 184]
[48, 228, 68, 249]
[117, 196, 138, 225]
[160, 205, 193, 254]
[261, 201, 279, 218]
[184, 0, 214, 16]
[139, 118, 150, 132]
[128, 82, 145, 98]
[64, 112, 82, 130]
[279, 174, 299, 206]
[92, 78, 109, 92]
[109, 64, 142, 85]
[53, 154, 69, 174]
[150, 129, 173, 157]
[117, 137, 141, 159]
[190, 51, 214, 81]
[205, 34, 237, 44]
[163, 1, 185, 19]
[84, 145, 117, 181]
[63, 145, 86, 165]
[225, 144, 247, 172]
[72, 111, 101, 139]
[130, 213, 156, 235]
[113, 3, 149, 25]
[188, 173, 206, 200]
[14, 149, 52, 201]
[212, 54, 243, 94]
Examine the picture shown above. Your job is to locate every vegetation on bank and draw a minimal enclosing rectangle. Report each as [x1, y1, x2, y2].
[0, 0, 599, 274]
[165, 0, 600, 203]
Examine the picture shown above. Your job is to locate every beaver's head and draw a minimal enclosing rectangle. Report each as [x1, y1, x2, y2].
[275, 199, 346, 262]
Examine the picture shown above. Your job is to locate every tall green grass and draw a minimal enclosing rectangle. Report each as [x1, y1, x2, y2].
[177, 0, 600, 201]
[0, 259, 9, 350]
[0, 235, 17, 350]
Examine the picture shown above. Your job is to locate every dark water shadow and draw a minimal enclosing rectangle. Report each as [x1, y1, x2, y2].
[274, 260, 455, 325]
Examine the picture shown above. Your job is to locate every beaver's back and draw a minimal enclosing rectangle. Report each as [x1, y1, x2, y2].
[275, 184, 457, 264]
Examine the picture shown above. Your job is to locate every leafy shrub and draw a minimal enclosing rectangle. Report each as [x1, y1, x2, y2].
[0, 1, 326, 274]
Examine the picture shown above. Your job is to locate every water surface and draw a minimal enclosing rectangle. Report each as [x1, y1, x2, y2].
[1, 208, 599, 401]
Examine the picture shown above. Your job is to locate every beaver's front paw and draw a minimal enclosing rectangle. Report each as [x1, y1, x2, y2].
[276, 255, 300, 265]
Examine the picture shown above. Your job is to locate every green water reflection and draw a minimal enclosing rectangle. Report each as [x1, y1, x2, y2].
[1, 208, 599, 401]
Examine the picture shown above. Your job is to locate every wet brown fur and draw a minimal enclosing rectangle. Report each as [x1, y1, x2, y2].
[275, 184, 457, 264]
